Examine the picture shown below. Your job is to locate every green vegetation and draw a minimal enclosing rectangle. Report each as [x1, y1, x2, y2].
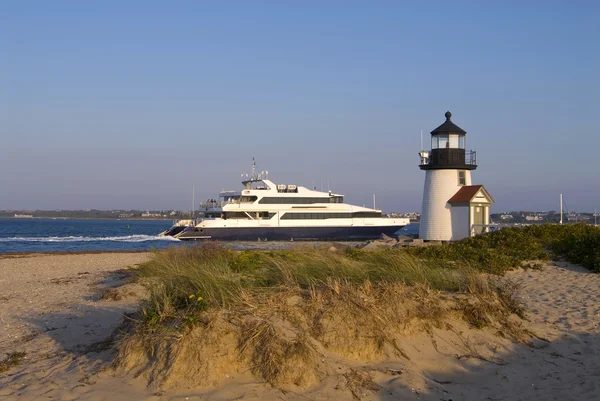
[407, 223, 600, 274]
[0, 352, 27, 373]
[135, 244, 477, 321]
[115, 243, 527, 390]
[114, 224, 599, 391]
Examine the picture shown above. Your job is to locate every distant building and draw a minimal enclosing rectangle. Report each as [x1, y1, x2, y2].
[500, 214, 513, 220]
[141, 211, 163, 218]
[387, 212, 420, 219]
[525, 215, 543, 221]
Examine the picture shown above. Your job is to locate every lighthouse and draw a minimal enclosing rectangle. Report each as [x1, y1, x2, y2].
[419, 111, 494, 241]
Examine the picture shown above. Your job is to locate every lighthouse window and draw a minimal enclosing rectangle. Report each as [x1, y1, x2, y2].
[458, 171, 466, 186]
[431, 136, 438, 149]
[438, 134, 449, 149]
[449, 134, 459, 148]
[459, 136, 465, 149]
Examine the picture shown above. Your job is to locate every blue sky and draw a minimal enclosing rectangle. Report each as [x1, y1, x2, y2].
[1, 1, 598, 212]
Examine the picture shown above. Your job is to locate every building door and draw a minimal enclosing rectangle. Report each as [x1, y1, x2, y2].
[473, 206, 484, 234]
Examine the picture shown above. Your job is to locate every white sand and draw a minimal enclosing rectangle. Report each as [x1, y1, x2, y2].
[0, 254, 599, 400]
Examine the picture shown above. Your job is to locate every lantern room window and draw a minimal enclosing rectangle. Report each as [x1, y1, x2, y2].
[438, 134, 449, 149]
[459, 136, 465, 149]
[449, 134, 459, 148]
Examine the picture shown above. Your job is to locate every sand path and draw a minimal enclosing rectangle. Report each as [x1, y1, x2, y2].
[0, 254, 599, 401]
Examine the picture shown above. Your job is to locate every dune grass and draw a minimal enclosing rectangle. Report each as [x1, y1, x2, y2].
[114, 243, 528, 391]
[133, 244, 482, 327]
[114, 224, 600, 392]
[0, 352, 26, 373]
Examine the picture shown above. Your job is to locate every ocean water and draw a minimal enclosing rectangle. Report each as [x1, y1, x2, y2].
[0, 218, 419, 254]
[0, 218, 177, 253]
[397, 223, 419, 236]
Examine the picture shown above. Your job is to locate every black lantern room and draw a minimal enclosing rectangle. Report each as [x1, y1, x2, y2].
[419, 111, 477, 170]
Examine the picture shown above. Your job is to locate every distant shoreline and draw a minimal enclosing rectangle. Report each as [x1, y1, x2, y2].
[1, 216, 175, 221]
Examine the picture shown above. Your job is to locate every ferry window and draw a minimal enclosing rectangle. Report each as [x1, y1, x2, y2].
[240, 196, 257, 203]
[281, 212, 383, 220]
[438, 134, 449, 149]
[260, 197, 331, 205]
[449, 134, 459, 148]
[353, 212, 382, 218]
[459, 136, 465, 149]
[458, 171, 466, 186]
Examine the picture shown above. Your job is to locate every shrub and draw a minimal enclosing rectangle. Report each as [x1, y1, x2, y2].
[406, 223, 600, 274]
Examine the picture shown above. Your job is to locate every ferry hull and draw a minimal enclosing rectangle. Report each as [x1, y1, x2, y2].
[175, 225, 405, 241]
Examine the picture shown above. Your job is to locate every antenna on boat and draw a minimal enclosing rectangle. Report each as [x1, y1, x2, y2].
[373, 194, 376, 210]
[420, 129, 423, 151]
[192, 184, 195, 220]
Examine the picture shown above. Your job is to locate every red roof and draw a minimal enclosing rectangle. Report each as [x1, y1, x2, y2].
[448, 185, 484, 203]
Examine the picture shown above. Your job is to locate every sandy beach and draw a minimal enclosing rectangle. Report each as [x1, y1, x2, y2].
[1, 252, 599, 400]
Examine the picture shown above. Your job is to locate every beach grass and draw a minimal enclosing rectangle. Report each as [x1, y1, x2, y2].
[0, 352, 26, 373]
[113, 224, 600, 390]
[114, 243, 528, 390]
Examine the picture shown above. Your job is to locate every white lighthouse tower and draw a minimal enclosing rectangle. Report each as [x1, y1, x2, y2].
[419, 111, 493, 241]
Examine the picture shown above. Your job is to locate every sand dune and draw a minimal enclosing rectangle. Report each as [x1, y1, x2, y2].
[0, 253, 598, 400]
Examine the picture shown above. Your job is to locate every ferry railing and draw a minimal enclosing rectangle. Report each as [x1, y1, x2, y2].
[199, 200, 238, 208]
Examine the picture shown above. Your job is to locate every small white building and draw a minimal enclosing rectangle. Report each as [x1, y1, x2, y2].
[447, 185, 494, 239]
[419, 111, 494, 241]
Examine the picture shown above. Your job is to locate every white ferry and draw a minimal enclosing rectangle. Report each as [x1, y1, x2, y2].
[160, 161, 409, 241]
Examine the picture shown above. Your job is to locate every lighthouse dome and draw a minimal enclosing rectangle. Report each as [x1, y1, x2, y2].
[420, 111, 476, 171]
[430, 111, 466, 135]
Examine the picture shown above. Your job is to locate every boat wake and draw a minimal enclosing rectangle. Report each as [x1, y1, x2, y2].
[0, 235, 180, 243]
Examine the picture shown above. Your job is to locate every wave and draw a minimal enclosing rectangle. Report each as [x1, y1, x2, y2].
[0, 235, 180, 243]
